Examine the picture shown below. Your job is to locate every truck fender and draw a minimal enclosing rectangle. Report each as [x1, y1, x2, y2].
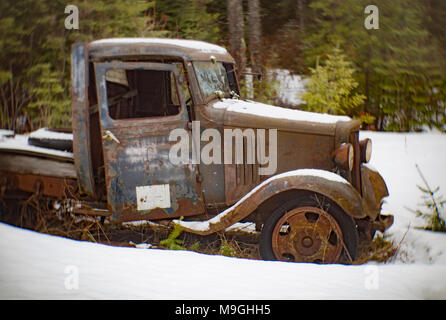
[175, 169, 368, 235]
[360, 164, 389, 220]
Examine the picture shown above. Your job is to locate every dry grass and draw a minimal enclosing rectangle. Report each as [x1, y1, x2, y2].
[2, 197, 407, 265]
[1, 197, 261, 259]
[354, 229, 408, 265]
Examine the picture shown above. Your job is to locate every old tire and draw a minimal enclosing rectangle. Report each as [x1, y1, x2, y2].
[259, 193, 358, 264]
[28, 137, 73, 152]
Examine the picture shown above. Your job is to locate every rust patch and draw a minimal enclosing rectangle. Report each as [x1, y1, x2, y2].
[117, 197, 204, 222]
[180, 173, 368, 236]
[1, 172, 77, 199]
[361, 165, 389, 220]
[272, 206, 343, 263]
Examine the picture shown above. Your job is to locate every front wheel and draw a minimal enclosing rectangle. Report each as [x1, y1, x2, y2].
[259, 193, 358, 264]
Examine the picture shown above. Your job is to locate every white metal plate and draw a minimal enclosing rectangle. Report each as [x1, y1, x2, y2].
[136, 184, 171, 211]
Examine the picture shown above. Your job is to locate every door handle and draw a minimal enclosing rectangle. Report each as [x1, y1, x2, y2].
[102, 130, 120, 144]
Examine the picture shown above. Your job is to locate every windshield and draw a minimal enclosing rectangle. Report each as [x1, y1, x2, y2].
[193, 61, 231, 100]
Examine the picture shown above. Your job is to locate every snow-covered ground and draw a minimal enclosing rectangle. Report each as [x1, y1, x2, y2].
[360, 130, 446, 265]
[1, 131, 446, 299]
[270, 69, 307, 106]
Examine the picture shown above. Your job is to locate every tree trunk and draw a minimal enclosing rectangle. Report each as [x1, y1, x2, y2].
[227, 0, 246, 75]
[296, 0, 304, 33]
[248, 0, 261, 77]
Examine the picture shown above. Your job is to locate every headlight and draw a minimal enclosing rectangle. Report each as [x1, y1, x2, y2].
[332, 143, 354, 171]
[359, 139, 372, 163]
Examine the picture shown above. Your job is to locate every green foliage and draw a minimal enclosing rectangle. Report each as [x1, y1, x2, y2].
[239, 71, 280, 105]
[370, 0, 445, 132]
[159, 223, 187, 250]
[355, 233, 399, 264]
[0, 71, 11, 86]
[28, 63, 70, 128]
[301, 46, 366, 116]
[0, 0, 445, 132]
[354, 112, 376, 126]
[0, 0, 223, 130]
[218, 239, 238, 257]
[72, 0, 153, 40]
[0, 0, 155, 130]
[153, 0, 222, 43]
[254, 76, 280, 105]
[415, 165, 446, 232]
[415, 185, 446, 232]
[188, 241, 201, 252]
[301, 0, 446, 131]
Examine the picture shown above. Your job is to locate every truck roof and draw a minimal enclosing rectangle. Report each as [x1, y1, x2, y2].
[88, 38, 235, 63]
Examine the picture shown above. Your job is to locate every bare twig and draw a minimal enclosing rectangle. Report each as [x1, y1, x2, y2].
[391, 223, 410, 263]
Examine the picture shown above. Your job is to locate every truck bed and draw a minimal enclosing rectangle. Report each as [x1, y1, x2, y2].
[0, 131, 76, 179]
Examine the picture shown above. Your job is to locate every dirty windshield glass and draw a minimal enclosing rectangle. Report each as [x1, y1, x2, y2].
[193, 61, 230, 100]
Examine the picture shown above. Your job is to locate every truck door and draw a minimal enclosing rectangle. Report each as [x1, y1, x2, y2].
[94, 61, 204, 221]
[71, 42, 96, 197]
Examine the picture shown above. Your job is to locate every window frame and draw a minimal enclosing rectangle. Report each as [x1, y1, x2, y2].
[94, 61, 188, 127]
[192, 60, 232, 102]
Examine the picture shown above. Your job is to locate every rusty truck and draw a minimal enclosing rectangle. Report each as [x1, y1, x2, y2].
[0, 38, 393, 264]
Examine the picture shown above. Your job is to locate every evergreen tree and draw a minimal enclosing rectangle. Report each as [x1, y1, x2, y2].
[0, 0, 155, 130]
[0, 0, 445, 132]
[153, 0, 221, 43]
[301, 46, 365, 117]
[302, 0, 445, 131]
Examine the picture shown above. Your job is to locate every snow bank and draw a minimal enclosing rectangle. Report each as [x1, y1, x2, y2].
[270, 69, 307, 106]
[361, 130, 446, 264]
[214, 98, 351, 124]
[1, 222, 445, 299]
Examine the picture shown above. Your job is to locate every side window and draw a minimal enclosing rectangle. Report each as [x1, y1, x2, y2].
[224, 63, 239, 94]
[105, 69, 181, 120]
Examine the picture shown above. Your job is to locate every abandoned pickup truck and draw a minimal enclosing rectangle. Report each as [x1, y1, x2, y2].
[0, 38, 393, 264]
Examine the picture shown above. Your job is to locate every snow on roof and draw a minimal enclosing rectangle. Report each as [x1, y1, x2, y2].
[214, 99, 351, 124]
[90, 38, 228, 55]
[174, 169, 349, 233]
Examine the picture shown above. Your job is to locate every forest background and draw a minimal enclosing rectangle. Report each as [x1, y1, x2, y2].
[0, 0, 445, 132]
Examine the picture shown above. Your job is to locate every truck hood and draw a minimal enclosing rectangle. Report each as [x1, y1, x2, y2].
[209, 99, 354, 136]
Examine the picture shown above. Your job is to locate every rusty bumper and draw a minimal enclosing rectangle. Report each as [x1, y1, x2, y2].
[360, 164, 393, 234]
[360, 164, 390, 219]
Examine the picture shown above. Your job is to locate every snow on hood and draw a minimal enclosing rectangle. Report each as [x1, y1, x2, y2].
[213, 99, 351, 124]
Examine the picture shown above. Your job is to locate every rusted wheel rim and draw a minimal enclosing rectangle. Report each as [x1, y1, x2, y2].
[272, 206, 343, 263]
